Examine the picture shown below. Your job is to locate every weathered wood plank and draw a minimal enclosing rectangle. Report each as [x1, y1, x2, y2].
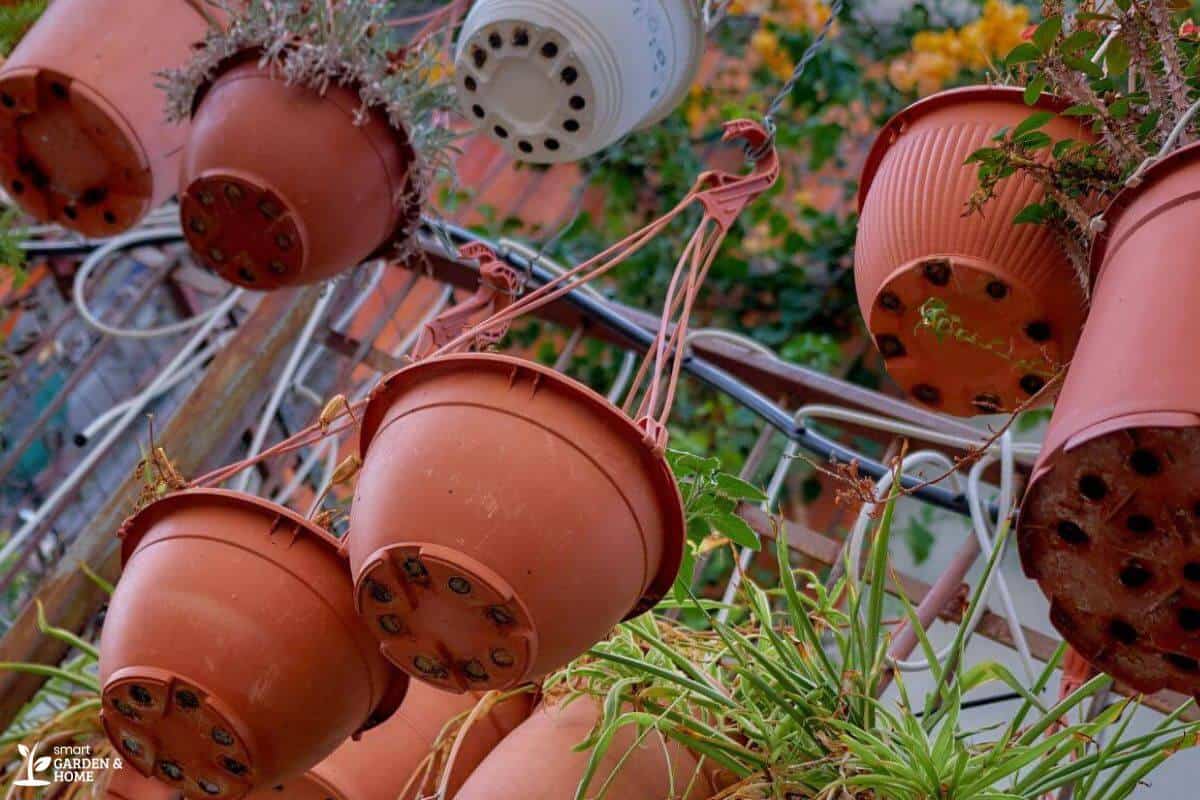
[0, 286, 323, 728]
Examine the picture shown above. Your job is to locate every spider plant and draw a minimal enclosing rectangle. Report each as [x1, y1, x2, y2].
[0, 567, 122, 798]
[547, 483, 1200, 799]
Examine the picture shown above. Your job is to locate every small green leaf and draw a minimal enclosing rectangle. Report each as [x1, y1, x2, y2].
[1060, 30, 1099, 54]
[1106, 37, 1130, 75]
[706, 512, 760, 550]
[1062, 103, 1099, 117]
[1033, 16, 1062, 53]
[715, 473, 768, 503]
[1005, 42, 1041, 65]
[1014, 131, 1053, 150]
[1024, 75, 1047, 105]
[1013, 203, 1050, 225]
[1013, 111, 1054, 138]
[1052, 138, 1077, 159]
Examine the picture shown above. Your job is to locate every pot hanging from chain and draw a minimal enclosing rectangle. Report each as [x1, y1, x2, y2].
[454, 0, 705, 164]
[855, 86, 1094, 416]
[244, 682, 532, 800]
[348, 121, 779, 693]
[0, 0, 217, 235]
[99, 489, 409, 800]
[178, 56, 417, 289]
[455, 698, 714, 800]
[1018, 141, 1200, 700]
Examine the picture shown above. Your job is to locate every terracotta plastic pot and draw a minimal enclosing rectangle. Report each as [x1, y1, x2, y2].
[855, 86, 1093, 416]
[455, 0, 704, 164]
[246, 682, 532, 800]
[1018, 142, 1200, 699]
[349, 353, 685, 692]
[0, 0, 214, 235]
[455, 698, 714, 800]
[99, 489, 409, 800]
[179, 56, 415, 289]
[105, 765, 181, 800]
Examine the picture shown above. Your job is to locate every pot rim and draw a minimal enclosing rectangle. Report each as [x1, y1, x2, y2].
[359, 352, 686, 619]
[188, 48, 422, 257]
[117, 487, 411, 732]
[1088, 139, 1200, 279]
[857, 85, 1074, 212]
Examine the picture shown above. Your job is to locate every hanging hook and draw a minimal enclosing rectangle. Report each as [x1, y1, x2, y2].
[692, 119, 781, 230]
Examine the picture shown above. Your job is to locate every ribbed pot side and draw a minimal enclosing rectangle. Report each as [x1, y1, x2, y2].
[855, 86, 1092, 417]
[349, 353, 685, 694]
[0, 0, 214, 235]
[1018, 142, 1200, 699]
[99, 490, 406, 800]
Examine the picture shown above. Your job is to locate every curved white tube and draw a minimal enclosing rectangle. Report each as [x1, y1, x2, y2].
[233, 285, 335, 493]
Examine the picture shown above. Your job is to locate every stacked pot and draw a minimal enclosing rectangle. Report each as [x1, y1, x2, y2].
[99, 489, 410, 800]
[348, 352, 686, 693]
[1016, 142, 1200, 700]
[0, 0, 216, 235]
[454, 0, 705, 164]
[456, 698, 715, 800]
[243, 682, 532, 800]
[855, 86, 1092, 416]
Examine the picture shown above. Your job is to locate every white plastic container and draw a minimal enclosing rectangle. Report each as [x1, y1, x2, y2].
[455, 0, 705, 164]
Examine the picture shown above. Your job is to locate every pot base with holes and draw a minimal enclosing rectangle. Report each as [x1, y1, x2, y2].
[455, 0, 703, 163]
[867, 255, 1062, 415]
[99, 489, 408, 800]
[355, 544, 536, 693]
[1017, 142, 1200, 700]
[1020, 426, 1200, 697]
[855, 86, 1092, 417]
[0, 0, 215, 235]
[180, 57, 415, 289]
[349, 353, 684, 691]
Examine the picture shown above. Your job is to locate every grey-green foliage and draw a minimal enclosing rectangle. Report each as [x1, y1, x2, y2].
[548, 485, 1199, 799]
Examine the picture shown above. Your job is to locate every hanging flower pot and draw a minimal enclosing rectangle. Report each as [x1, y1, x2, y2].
[0, 0, 216, 235]
[99, 489, 409, 800]
[176, 57, 416, 289]
[1018, 141, 1200, 699]
[455, 0, 705, 164]
[163, 2, 456, 290]
[856, 86, 1094, 416]
[246, 682, 532, 800]
[455, 698, 713, 800]
[105, 765, 180, 800]
[348, 352, 686, 692]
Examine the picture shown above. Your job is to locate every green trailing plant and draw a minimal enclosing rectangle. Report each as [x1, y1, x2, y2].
[668, 450, 767, 603]
[547, 485, 1200, 799]
[916, 297, 1060, 377]
[0, 569, 117, 799]
[969, 0, 1200, 286]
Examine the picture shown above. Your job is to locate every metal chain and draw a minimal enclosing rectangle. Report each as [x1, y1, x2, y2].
[753, 0, 844, 154]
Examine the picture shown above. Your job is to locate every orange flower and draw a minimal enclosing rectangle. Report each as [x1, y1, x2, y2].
[1180, 19, 1199, 39]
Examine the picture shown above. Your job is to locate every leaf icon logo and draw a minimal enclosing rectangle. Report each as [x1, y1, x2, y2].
[14, 740, 51, 787]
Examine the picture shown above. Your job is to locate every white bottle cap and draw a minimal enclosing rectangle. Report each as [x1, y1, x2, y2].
[455, 0, 705, 164]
